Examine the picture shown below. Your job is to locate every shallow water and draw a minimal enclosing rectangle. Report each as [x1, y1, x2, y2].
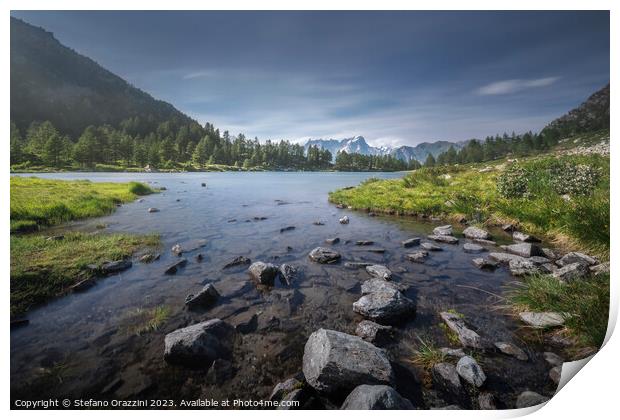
[11, 171, 560, 408]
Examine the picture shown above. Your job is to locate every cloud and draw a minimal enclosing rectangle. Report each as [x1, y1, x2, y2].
[476, 77, 560, 95]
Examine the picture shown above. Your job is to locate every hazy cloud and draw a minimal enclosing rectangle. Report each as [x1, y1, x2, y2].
[476, 77, 561, 95]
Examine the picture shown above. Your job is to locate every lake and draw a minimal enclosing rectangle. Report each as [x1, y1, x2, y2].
[11, 171, 555, 408]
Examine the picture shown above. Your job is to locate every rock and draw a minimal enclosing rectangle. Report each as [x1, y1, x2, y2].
[402, 237, 421, 248]
[528, 256, 551, 265]
[463, 226, 491, 240]
[280, 226, 296, 233]
[355, 320, 394, 345]
[139, 253, 160, 263]
[361, 278, 401, 294]
[494, 342, 528, 361]
[339, 216, 350, 224]
[472, 258, 498, 270]
[201, 183, 206, 187]
[463, 243, 486, 253]
[308, 247, 341, 264]
[356, 240, 374, 246]
[432, 363, 463, 397]
[488, 252, 527, 264]
[502, 223, 515, 232]
[313, 220, 325, 226]
[541, 248, 557, 260]
[269, 377, 303, 401]
[163, 319, 235, 367]
[222, 256, 251, 269]
[513, 231, 541, 242]
[590, 262, 610, 275]
[368, 212, 376, 217]
[171, 244, 183, 256]
[552, 262, 589, 282]
[341, 385, 413, 410]
[185, 283, 220, 309]
[302, 329, 394, 394]
[101, 260, 132, 274]
[478, 392, 497, 410]
[515, 391, 549, 408]
[509, 259, 541, 276]
[325, 237, 340, 245]
[279, 264, 299, 286]
[352, 289, 416, 323]
[248, 262, 279, 285]
[336, 204, 345, 209]
[235, 314, 258, 334]
[254, 216, 268, 221]
[366, 264, 392, 280]
[557, 252, 598, 267]
[345, 261, 373, 269]
[406, 250, 429, 263]
[421, 242, 442, 251]
[572, 346, 598, 359]
[147, 207, 159, 213]
[164, 258, 187, 275]
[428, 235, 459, 244]
[440, 312, 486, 349]
[456, 356, 486, 388]
[504, 243, 543, 258]
[519, 311, 565, 328]
[543, 352, 564, 367]
[70, 277, 97, 292]
[549, 366, 561, 385]
[439, 348, 466, 358]
[433, 225, 453, 236]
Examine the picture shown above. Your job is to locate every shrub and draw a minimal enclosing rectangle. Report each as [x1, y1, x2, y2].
[128, 182, 153, 195]
[548, 162, 599, 196]
[497, 164, 530, 198]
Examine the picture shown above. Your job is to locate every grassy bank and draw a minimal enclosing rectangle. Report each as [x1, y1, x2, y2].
[10, 177, 155, 233]
[11, 232, 159, 315]
[10, 162, 267, 173]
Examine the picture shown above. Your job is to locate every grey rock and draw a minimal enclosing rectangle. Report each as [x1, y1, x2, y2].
[302, 329, 394, 394]
[361, 278, 401, 294]
[552, 262, 589, 282]
[513, 231, 541, 242]
[280, 226, 296, 233]
[519, 311, 565, 328]
[504, 243, 543, 258]
[590, 262, 610, 275]
[279, 264, 299, 286]
[339, 216, 350, 224]
[402, 237, 421, 248]
[463, 243, 486, 253]
[432, 363, 463, 397]
[185, 283, 220, 309]
[341, 385, 413, 410]
[421, 242, 442, 251]
[70, 278, 97, 292]
[440, 312, 486, 349]
[428, 234, 459, 244]
[344, 261, 373, 269]
[101, 260, 132, 274]
[355, 320, 394, 345]
[549, 366, 561, 385]
[528, 256, 551, 265]
[366, 264, 392, 280]
[269, 377, 303, 401]
[353, 289, 416, 323]
[494, 342, 528, 361]
[463, 226, 492, 240]
[235, 314, 258, 334]
[472, 258, 498, 270]
[433, 225, 453, 236]
[456, 356, 486, 388]
[509, 259, 541, 276]
[171, 244, 183, 256]
[248, 262, 279, 285]
[164, 258, 187, 275]
[308, 247, 341, 264]
[139, 253, 160, 263]
[325, 237, 340, 245]
[543, 352, 564, 367]
[147, 207, 159, 213]
[473, 238, 497, 246]
[163, 319, 235, 367]
[502, 223, 515, 232]
[439, 348, 466, 358]
[478, 392, 497, 410]
[223, 256, 251, 269]
[407, 250, 429, 263]
[515, 391, 549, 408]
[557, 252, 598, 267]
[541, 248, 557, 260]
[489, 252, 527, 264]
[356, 240, 374, 246]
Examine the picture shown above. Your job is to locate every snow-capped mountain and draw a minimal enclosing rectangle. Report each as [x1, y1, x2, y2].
[303, 136, 463, 163]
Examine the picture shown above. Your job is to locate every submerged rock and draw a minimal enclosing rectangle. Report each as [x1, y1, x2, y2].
[248, 262, 279, 285]
[147, 207, 159, 213]
[353, 289, 416, 323]
[472, 258, 498, 270]
[341, 385, 413, 410]
[172, 244, 183, 256]
[164, 258, 187, 275]
[494, 342, 528, 361]
[463, 243, 486, 253]
[513, 231, 541, 242]
[325, 237, 340, 245]
[356, 240, 374, 246]
[355, 320, 394, 345]
[308, 247, 341, 264]
[222, 256, 251, 269]
[515, 391, 549, 408]
[552, 262, 589, 282]
[139, 253, 160, 263]
[456, 356, 486, 388]
[366, 264, 392, 280]
[345, 261, 374, 269]
[279, 264, 300, 286]
[101, 260, 132, 274]
[163, 319, 235, 367]
[406, 250, 429, 263]
[439, 312, 487, 349]
[185, 283, 220, 309]
[402, 237, 421, 248]
[519, 311, 565, 328]
[433, 225, 453, 236]
[302, 329, 394, 394]
[421, 242, 442, 251]
[280, 226, 296, 233]
[428, 234, 459, 244]
[463, 226, 491, 240]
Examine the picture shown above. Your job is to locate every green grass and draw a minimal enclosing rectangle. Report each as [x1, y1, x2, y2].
[10, 177, 155, 232]
[507, 273, 610, 348]
[10, 232, 160, 315]
[410, 335, 446, 370]
[126, 305, 172, 336]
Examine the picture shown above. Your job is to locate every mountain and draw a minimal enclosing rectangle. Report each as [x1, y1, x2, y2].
[10, 17, 194, 137]
[304, 136, 463, 163]
[543, 84, 610, 137]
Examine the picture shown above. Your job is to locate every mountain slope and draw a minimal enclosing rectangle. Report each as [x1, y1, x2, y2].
[10, 17, 194, 137]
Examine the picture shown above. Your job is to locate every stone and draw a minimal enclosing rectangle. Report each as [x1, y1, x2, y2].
[353, 289, 416, 323]
[341, 385, 414, 410]
[463, 243, 486, 253]
[513, 231, 541, 242]
[541, 248, 557, 260]
[509, 259, 541, 276]
[433, 225, 453, 236]
[101, 260, 132, 274]
[313, 220, 325, 225]
[279, 264, 299, 286]
[70, 278, 97, 292]
[472, 258, 498, 270]
[222, 256, 251, 269]
[366, 264, 392, 280]
[488, 252, 527, 265]
[185, 283, 220, 309]
[235, 313, 258, 334]
[248, 262, 279, 285]
[325, 237, 340, 245]
[502, 223, 515, 232]
[172, 244, 183, 256]
[147, 207, 159, 213]
[456, 356, 486, 388]
[463, 226, 491, 240]
[421, 242, 442, 251]
[494, 342, 528, 361]
[308, 247, 341, 264]
[549, 366, 561, 385]
[302, 329, 394, 394]
[163, 319, 235, 367]
[344, 261, 373, 269]
[543, 352, 564, 367]
[355, 320, 394, 345]
[557, 252, 598, 267]
[402, 237, 421, 248]
[552, 262, 589, 282]
[139, 253, 160, 263]
[339, 216, 350, 224]
[280, 226, 296, 233]
[504, 243, 543, 258]
[361, 278, 401, 294]
[528, 256, 551, 265]
[440, 312, 486, 349]
[515, 391, 549, 408]
[590, 262, 610, 275]
[478, 392, 497, 410]
[356, 240, 374, 246]
[407, 251, 429, 263]
[428, 235, 459, 244]
[164, 258, 187, 275]
[201, 183, 206, 187]
[439, 348, 466, 358]
[269, 377, 303, 401]
[473, 238, 497, 246]
[432, 363, 463, 397]
[519, 311, 565, 328]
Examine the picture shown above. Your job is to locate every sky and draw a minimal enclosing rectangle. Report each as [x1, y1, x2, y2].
[11, 11, 610, 147]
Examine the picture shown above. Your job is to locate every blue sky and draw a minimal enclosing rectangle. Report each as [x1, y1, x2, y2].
[12, 11, 609, 147]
